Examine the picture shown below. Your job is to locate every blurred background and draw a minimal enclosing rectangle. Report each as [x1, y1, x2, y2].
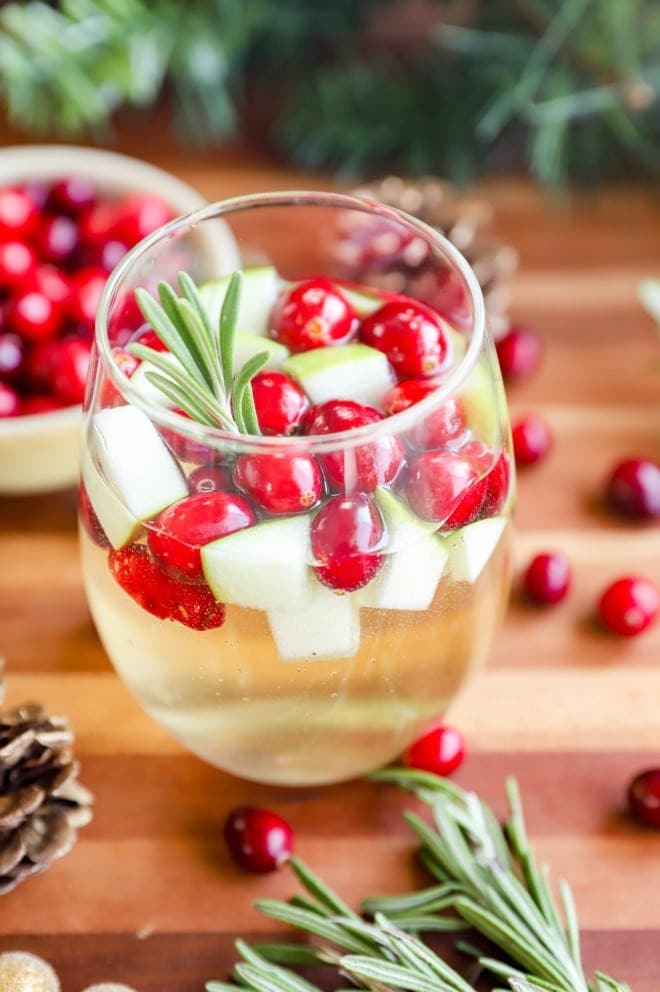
[0, 0, 658, 190]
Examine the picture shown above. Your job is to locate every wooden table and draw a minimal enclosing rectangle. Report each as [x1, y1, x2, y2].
[0, 128, 659, 990]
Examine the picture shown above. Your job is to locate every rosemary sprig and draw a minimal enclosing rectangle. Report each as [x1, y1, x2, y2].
[368, 769, 631, 992]
[128, 271, 269, 435]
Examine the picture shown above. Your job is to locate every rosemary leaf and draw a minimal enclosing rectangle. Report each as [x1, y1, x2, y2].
[232, 351, 270, 431]
[291, 857, 360, 920]
[250, 945, 322, 968]
[135, 287, 206, 384]
[143, 373, 216, 427]
[340, 954, 453, 992]
[220, 272, 242, 394]
[176, 296, 225, 395]
[254, 900, 374, 954]
[388, 915, 467, 933]
[241, 381, 260, 436]
[157, 281, 214, 389]
[137, 354, 235, 431]
[178, 270, 217, 357]
[363, 883, 460, 916]
[559, 880, 581, 971]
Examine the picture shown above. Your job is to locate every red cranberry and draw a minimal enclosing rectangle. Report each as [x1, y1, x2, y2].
[0, 382, 20, 417]
[0, 241, 37, 291]
[496, 326, 542, 381]
[598, 576, 659, 637]
[79, 201, 119, 250]
[224, 806, 294, 873]
[149, 491, 256, 581]
[405, 449, 479, 523]
[68, 266, 107, 329]
[98, 239, 129, 274]
[405, 723, 465, 776]
[35, 215, 79, 266]
[524, 552, 571, 605]
[233, 451, 323, 515]
[113, 194, 173, 246]
[359, 297, 452, 379]
[21, 395, 63, 415]
[0, 333, 25, 381]
[311, 492, 384, 592]
[382, 378, 467, 450]
[99, 347, 139, 407]
[41, 339, 92, 405]
[512, 414, 552, 466]
[605, 458, 660, 521]
[0, 186, 38, 239]
[188, 465, 233, 494]
[427, 266, 471, 329]
[628, 769, 660, 829]
[7, 291, 62, 342]
[304, 399, 405, 493]
[251, 370, 309, 435]
[109, 544, 225, 630]
[130, 326, 169, 352]
[79, 482, 110, 549]
[48, 175, 97, 214]
[461, 442, 511, 515]
[271, 277, 358, 351]
[31, 265, 72, 307]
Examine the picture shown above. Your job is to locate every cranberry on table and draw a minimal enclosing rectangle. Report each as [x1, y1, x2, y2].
[0, 241, 37, 291]
[21, 395, 63, 415]
[512, 414, 552, 466]
[39, 339, 92, 405]
[98, 239, 130, 274]
[31, 265, 72, 307]
[112, 194, 173, 246]
[233, 451, 323, 515]
[224, 806, 294, 873]
[405, 449, 479, 523]
[48, 175, 97, 214]
[34, 214, 79, 267]
[0, 333, 25, 381]
[68, 266, 107, 329]
[605, 458, 660, 521]
[628, 769, 660, 829]
[303, 398, 405, 492]
[359, 297, 452, 379]
[524, 552, 571, 605]
[598, 576, 659, 637]
[149, 491, 256, 581]
[311, 492, 384, 592]
[0, 382, 20, 417]
[250, 370, 309, 436]
[405, 723, 465, 776]
[79, 201, 120, 250]
[271, 277, 358, 351]
[495, 325, 542, 381]
[7, 290, 62, 342]
[0, 186, 38, 239]
[382, 378, 467, 450]
[188, 464, 233, 494]
[109, 544, 225, 630]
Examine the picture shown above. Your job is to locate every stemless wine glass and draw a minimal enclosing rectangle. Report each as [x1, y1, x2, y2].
[80, 192, 514, 786]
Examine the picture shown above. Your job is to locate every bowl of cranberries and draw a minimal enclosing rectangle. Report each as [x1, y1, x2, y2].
[0, 144, 238, 495]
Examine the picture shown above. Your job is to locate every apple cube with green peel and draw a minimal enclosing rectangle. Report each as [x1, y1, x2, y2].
[339, 284, 387, 317]
[198, 265, 280, 336]
[201, 514, 312, 613]
[444, 515, 507, 583]
[91, 406, 188, 522]
[283, 344, 395, 408]
[268, 582, 360, 662]
[233, 333, 289, 373]
[359, 488, 448, 610]
[129, 351, 183, 407]
[81, 449, 140, 549]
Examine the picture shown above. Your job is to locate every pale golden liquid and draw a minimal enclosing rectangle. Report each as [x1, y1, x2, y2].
[81, 524, 512, 785]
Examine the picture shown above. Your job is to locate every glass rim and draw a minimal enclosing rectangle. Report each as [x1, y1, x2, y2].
[96, 190, 487, 452]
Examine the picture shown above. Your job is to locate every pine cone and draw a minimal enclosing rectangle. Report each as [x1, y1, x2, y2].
[0, 701, 93, 894]
[337, 176, 518, 338]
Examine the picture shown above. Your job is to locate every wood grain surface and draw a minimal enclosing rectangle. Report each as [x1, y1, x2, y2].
[0, 120, 659, 991]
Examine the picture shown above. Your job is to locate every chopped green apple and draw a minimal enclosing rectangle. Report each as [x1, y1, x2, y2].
[91, 406, 188, 522]
[233, 333, 289, 373]
[201, 514, 312, 612]
[283, 343, 394, 407]
[81, 449, 140, 549]
[359, 488, 447, 610]
[130, 351, 182, 407]
[198, 265, 280, 336]
[444, 516, 507, 583]
[339, 284, 387, 317]
[268, 582, 360, 662]
[458, 356, 506, 447]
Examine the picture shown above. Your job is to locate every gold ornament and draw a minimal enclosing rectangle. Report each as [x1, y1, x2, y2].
[0, 952, 60, 992]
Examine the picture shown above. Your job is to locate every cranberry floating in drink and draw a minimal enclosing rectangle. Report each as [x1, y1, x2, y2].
[79, 192, 514, 785]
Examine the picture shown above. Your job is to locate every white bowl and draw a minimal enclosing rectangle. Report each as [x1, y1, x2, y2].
[0, 144, 239, 496]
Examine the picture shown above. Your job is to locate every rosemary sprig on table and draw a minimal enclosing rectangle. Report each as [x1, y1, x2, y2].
[207, 777, 631, 992]
[367, 769, 631, 992]
[128, 271, 268, 435]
